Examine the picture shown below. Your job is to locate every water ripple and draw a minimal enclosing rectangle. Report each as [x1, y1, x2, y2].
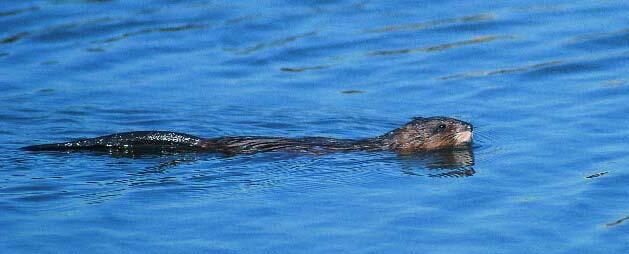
[2, 0, 629, 252]
[280, 65, 331, 72]
[96, 24, 208, 44]
[225, 31, 318, 55]
[439, 60, 562, 80]
[566, 28, 629, 50]
[368, 35, 512, 56]
[364, 14, 495, 33]
[0, 6, 39, 17]
[439, 50, 629, 80]
[0, 32, 28, 44]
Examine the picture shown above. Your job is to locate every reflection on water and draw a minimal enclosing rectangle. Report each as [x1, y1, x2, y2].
[397, 148, 475, 177]
[15, 146, 475, 206]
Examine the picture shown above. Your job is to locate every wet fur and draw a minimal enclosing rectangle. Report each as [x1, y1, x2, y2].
[23, 117, 473, 155]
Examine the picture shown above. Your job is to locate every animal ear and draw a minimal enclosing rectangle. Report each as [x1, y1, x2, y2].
[412, 117, 425, 121]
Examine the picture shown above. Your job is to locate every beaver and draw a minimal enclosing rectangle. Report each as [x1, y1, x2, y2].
[22, 116, 473, 155]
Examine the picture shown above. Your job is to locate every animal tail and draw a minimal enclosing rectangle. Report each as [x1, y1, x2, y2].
[22, 131, 211, 153]
[21, 142, 76, 151]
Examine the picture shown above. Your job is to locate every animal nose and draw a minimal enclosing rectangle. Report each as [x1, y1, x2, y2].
[465, 124, 473, 131]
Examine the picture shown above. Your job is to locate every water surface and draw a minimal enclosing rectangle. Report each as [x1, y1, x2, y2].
[1, 0, 628, 253]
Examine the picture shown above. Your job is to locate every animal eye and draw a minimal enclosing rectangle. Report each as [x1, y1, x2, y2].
[435, 124, 446, 132]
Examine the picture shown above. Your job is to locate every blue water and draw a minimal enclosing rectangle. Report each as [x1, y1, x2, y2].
[1, 0, 628, 253]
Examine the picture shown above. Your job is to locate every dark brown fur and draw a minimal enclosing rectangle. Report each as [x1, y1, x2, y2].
[22, 117, 473, 155]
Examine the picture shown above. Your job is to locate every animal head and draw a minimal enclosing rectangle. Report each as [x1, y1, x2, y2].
[386, 117, 473, 153]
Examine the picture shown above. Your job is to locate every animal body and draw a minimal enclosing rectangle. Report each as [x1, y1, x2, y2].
[22, 117, 473, 155]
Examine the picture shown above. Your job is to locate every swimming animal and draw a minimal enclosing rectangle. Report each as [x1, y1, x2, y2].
[22, 117, 473, 155]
